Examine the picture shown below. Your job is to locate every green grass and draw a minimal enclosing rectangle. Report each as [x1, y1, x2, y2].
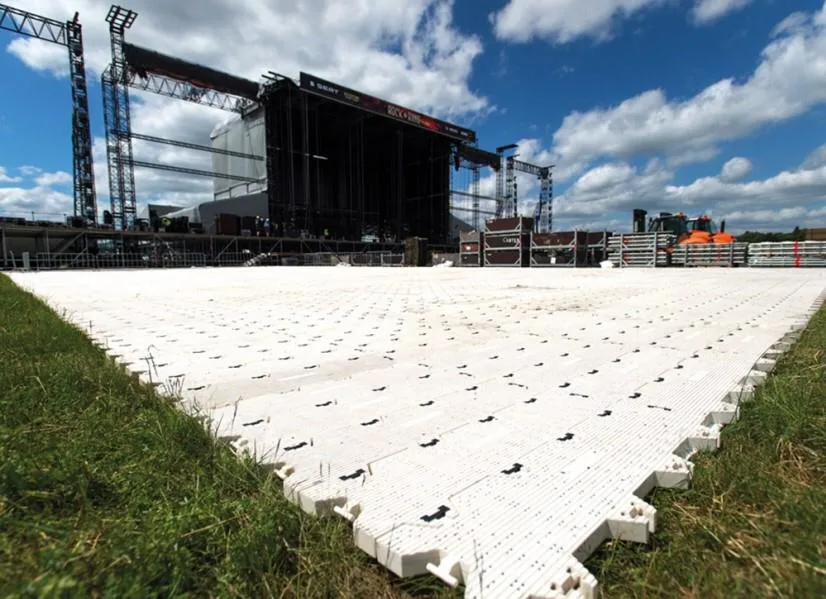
[585, 304, 826, 598]
[0, 274, 459, 598]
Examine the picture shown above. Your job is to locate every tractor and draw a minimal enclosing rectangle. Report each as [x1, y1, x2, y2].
[632, 209, 735, 245]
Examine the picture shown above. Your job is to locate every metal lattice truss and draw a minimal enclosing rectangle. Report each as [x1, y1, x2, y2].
[504, 158, 554, 232]
[102, 5, 138, 231]
[0, 4, 66, 44]
[126, 70, 256, 113]
[102, 4, 262, 231]
[0, 3, 97, 224]
[119, 158, 261, 184]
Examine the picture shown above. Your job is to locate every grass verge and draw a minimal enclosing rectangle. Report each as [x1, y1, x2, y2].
[0, 274, 458, 598]
[585, 304, 826, 598]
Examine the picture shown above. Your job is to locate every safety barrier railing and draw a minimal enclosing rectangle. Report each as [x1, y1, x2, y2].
[671, 242, 749, 267]
[747, 241, 826, 267]
[251, 252, 404, 267]
[606, 233, 675, 267]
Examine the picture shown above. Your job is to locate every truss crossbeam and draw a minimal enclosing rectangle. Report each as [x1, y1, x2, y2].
[128, 131, 264, 160]
[121, 158, 261, 183]
[0, 3, 66, 44]
[127, 70, 255, 113]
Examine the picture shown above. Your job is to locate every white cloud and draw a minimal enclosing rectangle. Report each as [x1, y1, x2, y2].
[0, 166, 22, 184]
[547, 2, 826, 180]
[719, 157, 752, 182]
[554, 159, 674, 221]
[490, 0, 756, 44]
[692, 0, 753, 25]
[35, 170, 72, 187]
[0, 174, 74, 220]
[666, 163, 826, 213]
[800, 144, 826, 170]
[553, 149, 826, 233]
[490, 0, 666, 44]
[772, 12, 809, 38]
[6, 0, 490, 216]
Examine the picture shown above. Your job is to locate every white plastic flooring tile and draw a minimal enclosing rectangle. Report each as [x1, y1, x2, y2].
[9, 267, 826, 599]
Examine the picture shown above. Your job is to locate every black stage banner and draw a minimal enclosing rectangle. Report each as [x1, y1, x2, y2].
[299, 72, 476, 143]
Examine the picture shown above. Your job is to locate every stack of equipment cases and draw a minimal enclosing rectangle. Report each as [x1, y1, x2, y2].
[216, 213, 240, 236]
[484, 217, 533, 267]
[404, 237, 429, 266]
[240, 216, 258, 236]
[459, 231, 483, 266]
[170, 216, 190, 233]
[530, 231, 587, 267]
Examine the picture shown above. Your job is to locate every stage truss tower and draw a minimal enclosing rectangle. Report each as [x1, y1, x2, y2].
[503, 158, 554, 231]
[0, 3, 97, 223]
[102, 5, 137, 231]
[101, 4, 260, 231]
[450, 143, 500, 231]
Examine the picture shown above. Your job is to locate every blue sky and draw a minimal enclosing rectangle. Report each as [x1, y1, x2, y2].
[1, 0, 826, 233]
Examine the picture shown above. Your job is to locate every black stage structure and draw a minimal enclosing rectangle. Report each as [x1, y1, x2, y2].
[101, 4, 501, 243]
[260, 72, 498, 243]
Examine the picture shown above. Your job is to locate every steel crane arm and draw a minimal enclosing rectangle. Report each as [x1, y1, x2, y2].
[0, 3, 67, 45]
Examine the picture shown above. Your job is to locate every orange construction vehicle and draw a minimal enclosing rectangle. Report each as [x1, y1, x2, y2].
[632, 209, 735, 245]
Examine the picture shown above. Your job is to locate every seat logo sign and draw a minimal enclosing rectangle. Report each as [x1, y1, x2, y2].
[387, 103, 439, 132]
[310, 80, 339, 96]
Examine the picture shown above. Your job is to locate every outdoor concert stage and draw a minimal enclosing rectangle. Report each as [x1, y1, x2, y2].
[122, 43, 498, 245]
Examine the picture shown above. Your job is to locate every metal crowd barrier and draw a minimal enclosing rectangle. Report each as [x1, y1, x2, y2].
[606, 233, 675, 267]
[747, 241, 826, 267]
[671, 242, 748, 267]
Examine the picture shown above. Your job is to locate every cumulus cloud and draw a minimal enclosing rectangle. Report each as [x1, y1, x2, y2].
[0, 167, 22, 184]
[35, 170, 72, 187]
[490, 0, 755, 44]
[553, 148, 826, 233]
[719, 157, 752, 182]
[800, 144, 826, 170]
[490, 0, 667, 44]
[6, 0, 490, 215]
[0, 167, 75, 220]
[543, 2, 826, 180]
[692, 0, 753, 25]
[554, 159, 674, 222]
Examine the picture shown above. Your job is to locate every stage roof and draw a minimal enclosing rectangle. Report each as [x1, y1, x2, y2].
[123, 43, 260, 100]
